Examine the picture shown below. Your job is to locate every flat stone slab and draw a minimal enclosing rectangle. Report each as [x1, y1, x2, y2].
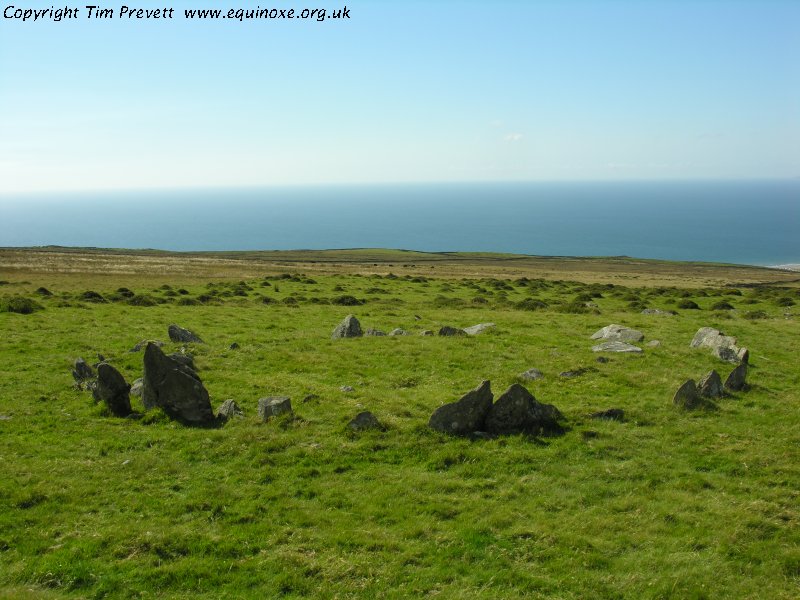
[590, 324, 644, 343]
[592, 341, 643, 353]
[463, 323, 495, 335]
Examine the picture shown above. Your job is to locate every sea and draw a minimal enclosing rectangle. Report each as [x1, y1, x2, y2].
[1, 180, 798, 267]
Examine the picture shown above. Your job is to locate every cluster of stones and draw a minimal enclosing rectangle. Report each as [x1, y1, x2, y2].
[74, 323, 384, 431]
[690, 327, 749, 364]
[673, 327, 751, 410]
[428, 381, 564, 437]
[331, 315, 495, 339]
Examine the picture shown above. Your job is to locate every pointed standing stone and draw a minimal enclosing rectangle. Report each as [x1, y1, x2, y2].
[331, 315, 363, 339]
[93, 363, 132, 417]
[429, 380, 493, 435]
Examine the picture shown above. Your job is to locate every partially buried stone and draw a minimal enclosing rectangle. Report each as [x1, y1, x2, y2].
[724, 363, 748, 392]
[347, 411, 383, 431]
[365, 328, 386, 337]
[591, 341, 643, 353]
[519, 368, 543, 381]
[331, 315, 362, 339]
[463, 323, 495, 335]
[130, 378, 143, 397]
[216, 399, 244, 421]
[429, 380, 493, 435]
[72, 357, 94, 382]
[484, 383, 563, 435]
[590, 408, 625, 421]
[389, 328, 408, 336]
[93, 363, 132, 417]
[697, 370, 723, 398]
[142, 343, 215, 426]
[258, 396, 293, 421]
[438, 326, 466, 336]
[167, 324, 204, 344]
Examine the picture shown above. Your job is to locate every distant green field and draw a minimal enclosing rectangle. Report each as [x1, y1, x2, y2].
[1, 251, 798, 598]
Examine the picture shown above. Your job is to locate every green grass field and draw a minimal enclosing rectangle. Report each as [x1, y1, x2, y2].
[1, 249, 798, 599]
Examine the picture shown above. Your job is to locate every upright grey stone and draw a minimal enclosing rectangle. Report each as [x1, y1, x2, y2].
[673, 379, 706, 410]
[698, 370, 723, 398]
[484, 384, 563, 435]
[737, 347, 750, 364]
[331, 315, 363, 339]
[724, 363, 748, 392]
[258, 396, 293, 421]
[142, 343, 214, 426]
[93, 363, 132, 417]
[167, 324, 204, 344]
[429, 380, 493, 435]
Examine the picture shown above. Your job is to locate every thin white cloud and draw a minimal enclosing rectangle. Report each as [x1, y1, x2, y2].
[504, 133, 523, 142]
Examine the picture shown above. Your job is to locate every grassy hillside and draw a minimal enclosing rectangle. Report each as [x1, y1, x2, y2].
[1, 249, 798, 598]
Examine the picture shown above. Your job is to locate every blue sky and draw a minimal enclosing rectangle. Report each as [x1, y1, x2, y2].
[0, 0, 798, 192]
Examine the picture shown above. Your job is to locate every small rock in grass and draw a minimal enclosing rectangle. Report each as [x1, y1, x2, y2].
[229, 342, 240, 350]
[365, 328, 386, 336]
[340, 385, 355, 393]
[590, 408, 625, 421]
[519, 368, 543, 381]
[420, 330, 434, 336]
[463, 323, 495, 335]
[72, 358, 95, 382]
[389, 328, 408, 336]
[130, 378, 143, 397]
[646, 340, 661, 348]
[347, 411, 384, 431]
[217, 399, 244, 421]
[438, 326, 466, 336]
[258, 396, 293, 421]
[168, 324, 204, 344]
